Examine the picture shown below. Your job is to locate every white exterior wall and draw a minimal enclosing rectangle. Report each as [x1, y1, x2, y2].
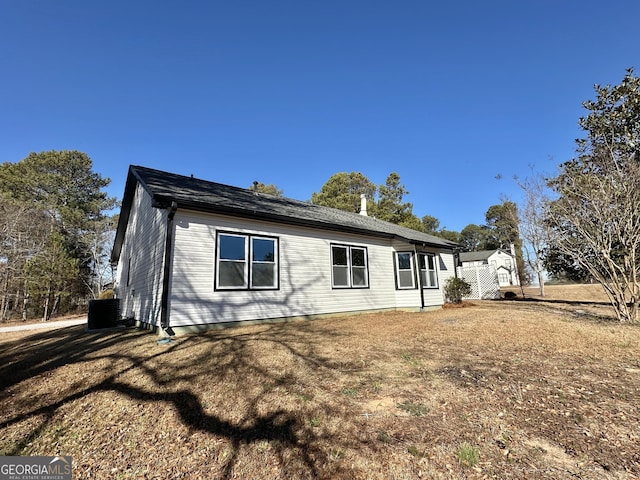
[487, 251, 519, 287]
[114, 184, 167, 324]
[436, 250, 457, 299]
[463, 260, 485, 267]
[388, 239, 455, 308]
[460, 250, 519, 288]
[165, 210, 455, 327]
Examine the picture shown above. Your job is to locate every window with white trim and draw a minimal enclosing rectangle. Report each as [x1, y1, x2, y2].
[418, 253, 438, 288]
[395, 252, 415, 289]
[216, 232, 278, 290]
[331, 244, 369, 288]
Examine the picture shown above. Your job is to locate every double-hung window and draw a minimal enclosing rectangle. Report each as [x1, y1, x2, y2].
[216, 232, 278, 290]
[418, 253, 438, 288]
[331, 244, 369, 288]
[395, 252, 415, 289]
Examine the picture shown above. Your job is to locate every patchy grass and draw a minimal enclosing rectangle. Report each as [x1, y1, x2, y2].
[1, 285, 639, 479]
[456, 442, 480, 468]
[397, 401, 429, 417]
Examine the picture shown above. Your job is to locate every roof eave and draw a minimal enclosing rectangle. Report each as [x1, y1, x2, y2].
[157, 196, 401, 240]
[111, 166, 159, 263]
[157, 196, 456, 250]
[407, 238, 459, 250]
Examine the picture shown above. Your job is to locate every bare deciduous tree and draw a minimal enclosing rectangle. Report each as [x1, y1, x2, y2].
[83, 214, 118, 299]
[547, 158, 640, 322]
[516, 171, 552, 297]
[0, 196, 50, 321]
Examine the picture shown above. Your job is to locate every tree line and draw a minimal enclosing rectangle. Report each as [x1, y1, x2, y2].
[0, 151, 116, 321]
[292, 69, 640, 322]
[306, 172, 527, 285]
[2, 69, 638, 323]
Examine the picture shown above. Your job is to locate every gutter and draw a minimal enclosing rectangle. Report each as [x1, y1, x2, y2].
[160, 201, 178, 335]
[414, 244, 425, 310]
[453, 247, 460, 279]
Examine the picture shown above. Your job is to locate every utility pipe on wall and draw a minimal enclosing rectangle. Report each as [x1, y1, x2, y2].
[160, 201, 178, 333]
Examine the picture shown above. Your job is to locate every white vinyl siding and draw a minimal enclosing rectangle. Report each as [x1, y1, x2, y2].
[395, 252, 415, 289]
[460, 250, 519, 287]
[114, 183, 167, 325]
[169, 211, 412, 326]
[160, 210, 456, 327]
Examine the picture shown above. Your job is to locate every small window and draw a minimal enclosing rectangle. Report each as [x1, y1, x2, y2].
[395, 252, 415, 289]
[505, 258, 512, 268]
[216, 233, 278, 290]
[418, 253, 438, 288]
[331, 244, 369, 288]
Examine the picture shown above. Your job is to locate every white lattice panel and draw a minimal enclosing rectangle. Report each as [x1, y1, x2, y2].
[456, 265, 501, 299]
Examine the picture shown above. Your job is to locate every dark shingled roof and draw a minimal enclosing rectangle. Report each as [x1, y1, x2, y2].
[459, 250, 511, 262]
[112, 165, 457, 262]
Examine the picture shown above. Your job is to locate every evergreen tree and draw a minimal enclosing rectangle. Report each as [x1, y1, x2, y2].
[374, 173, 414, 224]
[249, 181, 284, 196]
[0, 150, 115, 319]
[485, 201, 527, 285]
[460, 224, 491, 251]
[311, 172, 376, 213]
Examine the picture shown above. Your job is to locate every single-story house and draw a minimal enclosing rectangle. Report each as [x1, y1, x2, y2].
[458, 249, 519, 287]
[111, 165, 459, 334]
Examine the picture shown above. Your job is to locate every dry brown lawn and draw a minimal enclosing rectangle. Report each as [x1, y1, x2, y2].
[1, 284, 639, 479]
[502, 283, 611, 303]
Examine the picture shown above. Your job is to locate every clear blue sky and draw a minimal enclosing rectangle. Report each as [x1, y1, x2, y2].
[1, 1, 638, 232]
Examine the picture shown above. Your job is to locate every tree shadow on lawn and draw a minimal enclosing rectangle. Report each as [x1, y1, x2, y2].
[0, 322, 359, 479]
